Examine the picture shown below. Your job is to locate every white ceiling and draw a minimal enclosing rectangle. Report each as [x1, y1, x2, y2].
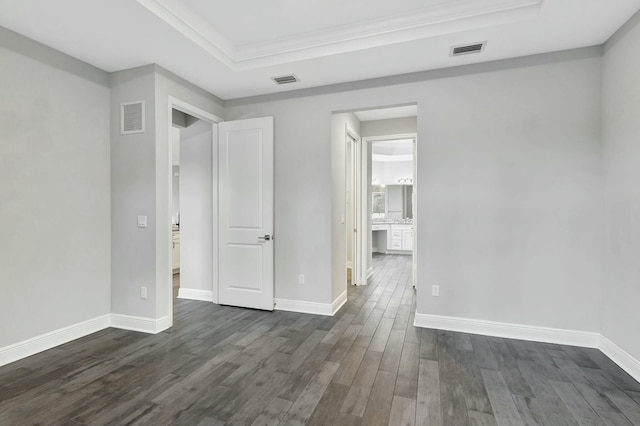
[0, 0, 638, 100]
[372, 139, 415, 157]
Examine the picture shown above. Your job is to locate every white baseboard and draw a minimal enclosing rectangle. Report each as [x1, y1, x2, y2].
[275, 298, 333, 316]
[600, 336, 640, 383]
[413, 313, 600, 348]
[0, 314, 111, 368]
[275, 290, 349, 317]
[110, 314, 170, 334]
[332, 290, 348, 315]
[178, 288, 214, 302]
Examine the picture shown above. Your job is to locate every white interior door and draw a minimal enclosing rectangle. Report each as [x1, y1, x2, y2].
[218, 117, 274, 310]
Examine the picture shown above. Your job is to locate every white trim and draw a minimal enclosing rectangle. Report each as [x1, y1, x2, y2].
[600, 336, 640, 384]
[346, 261, 353, 269]
[413, 313, 600, 348]
[0, 315, 110, 368]
[275, 298, 333, 316]
[178, 288, 214, 302]
[110, 314, 171, 334]
[137, 0, 542, 69]
[169, 96, 224, 124]
[332, 290, 348, 315]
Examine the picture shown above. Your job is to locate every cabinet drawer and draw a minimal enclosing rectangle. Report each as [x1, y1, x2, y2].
[391, 230, 402, 239]
[372, 224, 389, 231]
[391, 240, 402, 250]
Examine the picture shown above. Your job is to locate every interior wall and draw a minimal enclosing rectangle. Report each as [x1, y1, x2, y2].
[0, 27, 111, 347]
[179, 120, 215, 295]
[225, 47, 604, 331]
[601, 10, 640, 362]
[361, 116, 417, 137]
[110, 65, 158, 320]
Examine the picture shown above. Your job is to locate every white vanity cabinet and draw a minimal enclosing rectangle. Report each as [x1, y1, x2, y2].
[387, 224, 413, 251]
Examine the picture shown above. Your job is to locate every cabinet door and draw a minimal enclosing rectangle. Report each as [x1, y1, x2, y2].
[402, 229, 413, 251]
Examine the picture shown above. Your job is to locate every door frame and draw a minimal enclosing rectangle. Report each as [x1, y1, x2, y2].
[361, 132, 418, 287]
[166, 96, 223, 327]
[345, 125, 366, 286]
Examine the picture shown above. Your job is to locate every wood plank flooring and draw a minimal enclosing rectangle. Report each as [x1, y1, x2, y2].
[1, 254, 640, 425]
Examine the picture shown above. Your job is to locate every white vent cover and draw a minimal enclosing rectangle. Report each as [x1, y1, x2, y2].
[272, 75, 299, 85]
[451, 42, 487, 57]
[121, 101, 145, 135]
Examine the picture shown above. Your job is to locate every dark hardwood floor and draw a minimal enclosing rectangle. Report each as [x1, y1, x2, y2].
[1, 254, 640, 425]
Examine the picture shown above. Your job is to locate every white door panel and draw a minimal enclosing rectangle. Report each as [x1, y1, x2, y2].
[219, 117, 274, 311]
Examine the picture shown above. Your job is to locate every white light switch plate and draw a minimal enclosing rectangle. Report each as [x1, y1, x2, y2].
[137, 216, 147, 228]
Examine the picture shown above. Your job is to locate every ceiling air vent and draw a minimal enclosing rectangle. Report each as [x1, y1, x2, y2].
[451, 42, 487, 57]
[272, 75, 299, 85]
[121, 101, 145, 135]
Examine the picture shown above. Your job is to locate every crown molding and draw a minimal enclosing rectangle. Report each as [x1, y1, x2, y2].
[137, 0, 543, 70]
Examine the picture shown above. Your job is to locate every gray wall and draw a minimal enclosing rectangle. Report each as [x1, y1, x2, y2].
[361, 116, 417, 137]
[225, 47, 604, 332]
[179, 120, 215, 294]
[602, 11, 640, 361]
[0, 27, 111, 347]
[110, 65, 158, 319]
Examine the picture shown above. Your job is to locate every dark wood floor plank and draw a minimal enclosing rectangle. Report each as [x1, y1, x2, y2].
[417, 359, 441, 426]
[281, 361, 340, 425]
[380, 329, 406, 373]
[438, 330, 470, 426]
[606, 389, 640, 425]
[361, 370, 397, 426]
[389, 395, 417, 426]
[481, 369, 524, 426]
[551, 380, 605, 425]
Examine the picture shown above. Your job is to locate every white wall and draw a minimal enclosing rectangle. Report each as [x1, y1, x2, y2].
[0, 27, 111, 347]
[361, 116, 417, 137]
[372, 160, 413, 185]
[225, 47, 604, 332]
[179, 120, 215, 295]
[602, 10, 640, 362]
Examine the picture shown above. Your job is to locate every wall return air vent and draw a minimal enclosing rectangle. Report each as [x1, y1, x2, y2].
[451, 42, 487, 57]
[272, 75, 299, 85]
[121, 101, 145, 135]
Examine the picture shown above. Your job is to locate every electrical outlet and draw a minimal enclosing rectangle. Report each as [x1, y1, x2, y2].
[298, 274, 305, 285]
[140, 286, 148, 300]
[432, 285, 440, 297]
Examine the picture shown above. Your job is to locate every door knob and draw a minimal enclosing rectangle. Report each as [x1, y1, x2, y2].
[258, 235, 272, 242]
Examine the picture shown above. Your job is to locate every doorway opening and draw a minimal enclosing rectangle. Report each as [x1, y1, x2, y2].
[167, 97, 222, 327]
[367, 135, 416, 290]
[333, 104, 418, 304]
